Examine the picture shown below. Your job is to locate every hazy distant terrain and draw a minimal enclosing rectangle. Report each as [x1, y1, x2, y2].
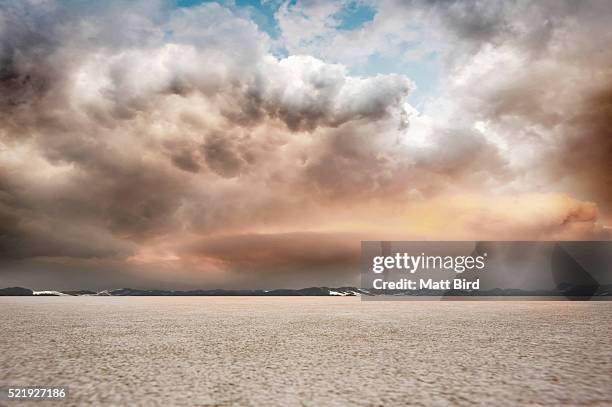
[1, 298, 611, 406]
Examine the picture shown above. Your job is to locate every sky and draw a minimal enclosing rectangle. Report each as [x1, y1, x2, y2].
[0, 0, 611, 290]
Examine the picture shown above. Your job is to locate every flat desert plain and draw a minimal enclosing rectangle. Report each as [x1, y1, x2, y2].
[1, 297, 611, 406]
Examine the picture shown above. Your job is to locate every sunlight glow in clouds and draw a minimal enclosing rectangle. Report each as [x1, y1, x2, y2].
[0, 0, 611, 289]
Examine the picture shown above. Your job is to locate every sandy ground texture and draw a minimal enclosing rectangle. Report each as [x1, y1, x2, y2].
[1, 297, 611, 406]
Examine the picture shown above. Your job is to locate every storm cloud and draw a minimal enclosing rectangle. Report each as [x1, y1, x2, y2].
[0, 0, 610, 289]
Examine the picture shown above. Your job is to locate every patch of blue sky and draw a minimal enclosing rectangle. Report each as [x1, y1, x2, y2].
[334, 1, 376, 31]
[353, 50, 441, 107]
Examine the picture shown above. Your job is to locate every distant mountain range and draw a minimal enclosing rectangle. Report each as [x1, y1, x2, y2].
[1, 285, 611, 297]
[0, 286, 371, 296]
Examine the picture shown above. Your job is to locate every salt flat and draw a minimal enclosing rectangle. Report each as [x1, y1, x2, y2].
[1, 297, 611, 406]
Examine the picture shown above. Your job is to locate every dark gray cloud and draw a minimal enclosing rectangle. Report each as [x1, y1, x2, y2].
[202, 134, 246, 178]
